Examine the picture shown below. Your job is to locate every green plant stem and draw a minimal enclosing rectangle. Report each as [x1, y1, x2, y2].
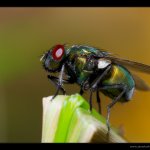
[41, 94, 127, 143]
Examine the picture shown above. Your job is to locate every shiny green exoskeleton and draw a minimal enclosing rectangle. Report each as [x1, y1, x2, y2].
[40, 44, 150, 132]
[65, 45, 135, 102]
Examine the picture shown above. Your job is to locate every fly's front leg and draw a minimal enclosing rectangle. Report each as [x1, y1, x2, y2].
[47, 75, 66, 95]
[51, 64, 65, 100]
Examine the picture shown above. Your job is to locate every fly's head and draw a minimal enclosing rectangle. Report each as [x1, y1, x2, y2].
[40, 44, 67, 72]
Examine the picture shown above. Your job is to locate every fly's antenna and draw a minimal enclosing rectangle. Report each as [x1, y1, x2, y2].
[39, 51, 48, 62]
[63, 43, 69, 47]
[40, 54, 45, 61]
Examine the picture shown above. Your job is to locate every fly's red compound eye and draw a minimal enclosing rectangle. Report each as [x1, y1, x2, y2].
[52, 45, 65, 61]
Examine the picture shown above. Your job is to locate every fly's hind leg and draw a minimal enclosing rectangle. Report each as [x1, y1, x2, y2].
[99, 84, 127, 133]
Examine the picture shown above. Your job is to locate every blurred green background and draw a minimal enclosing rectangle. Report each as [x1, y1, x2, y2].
[0, 7, 150, 142]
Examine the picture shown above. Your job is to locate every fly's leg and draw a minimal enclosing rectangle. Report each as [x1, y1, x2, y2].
[106, 89, 125, 133]
[79, 88, 84, 95]
[51, 64, 65, 100]
[83, 65, 112, 112]
[47, 75, 67, 95]
[89, 89, 93, 111]
[48, 65, 75, 100]
[96, 90, 101, 114]
[100, 84, 127, 133]
[90, 65, 111, 91]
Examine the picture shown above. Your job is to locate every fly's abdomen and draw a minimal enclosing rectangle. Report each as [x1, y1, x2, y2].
[101, 65, 135, 102]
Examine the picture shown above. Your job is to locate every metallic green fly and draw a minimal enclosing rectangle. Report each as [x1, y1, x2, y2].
[40, 44, 150, 132]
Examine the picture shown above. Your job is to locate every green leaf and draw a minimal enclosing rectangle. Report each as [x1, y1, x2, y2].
[41, 94, 126, 143]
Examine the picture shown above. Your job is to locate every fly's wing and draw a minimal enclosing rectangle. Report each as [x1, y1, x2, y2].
[131, 73, 150, 91]
[92, 47, 150, 91]
[107, 56, 150, 74]
[104, 55, 150, 91]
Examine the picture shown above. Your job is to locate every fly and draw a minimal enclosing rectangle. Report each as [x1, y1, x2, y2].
[40, 44, 150, 133]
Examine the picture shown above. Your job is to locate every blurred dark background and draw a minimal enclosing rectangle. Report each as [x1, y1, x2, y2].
[0, 8, 150, 142]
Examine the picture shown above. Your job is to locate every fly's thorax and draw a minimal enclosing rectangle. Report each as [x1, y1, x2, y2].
[68, 45, 109, 59]
[74, 56, 95, 85]
[66, 49, 99, 86]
